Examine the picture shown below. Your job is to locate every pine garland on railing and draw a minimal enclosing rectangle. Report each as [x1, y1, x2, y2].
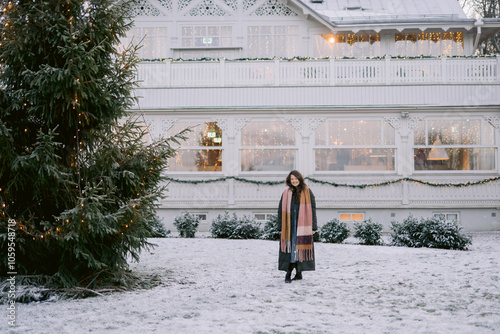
[138, 55, 499, 63]
[165, 176, 500, 188]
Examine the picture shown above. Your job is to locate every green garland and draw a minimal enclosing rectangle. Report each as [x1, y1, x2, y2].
[165, 176, 500, 188]
[166, 176, 283, 185]
[139, 54, 498, 63]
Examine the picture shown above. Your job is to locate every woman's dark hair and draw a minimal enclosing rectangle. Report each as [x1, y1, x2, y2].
[286, 170, 307, 201]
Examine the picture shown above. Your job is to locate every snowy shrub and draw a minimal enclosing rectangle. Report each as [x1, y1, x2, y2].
[230, 215, 262, 239]
[210, 212, 262, 239]
[260, 214, 281, 240]
[391, 215, 472, 250]
[210, 212, 238, 238]
[150, 219, 171, 238]
[173, 213, 199, 238]
[319, 219, 350, 243]
[354, 219, 384, 245]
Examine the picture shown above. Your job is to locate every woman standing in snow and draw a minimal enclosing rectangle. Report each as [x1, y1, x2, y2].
[277, 170, 317, 283]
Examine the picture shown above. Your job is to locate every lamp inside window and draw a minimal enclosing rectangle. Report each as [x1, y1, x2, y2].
[427, 136, 449, 161]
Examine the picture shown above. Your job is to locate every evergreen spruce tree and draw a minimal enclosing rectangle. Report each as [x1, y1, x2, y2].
[0, 0, 185, 289]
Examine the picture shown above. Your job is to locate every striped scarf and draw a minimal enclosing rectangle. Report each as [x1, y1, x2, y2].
[280, 186, 314, 261]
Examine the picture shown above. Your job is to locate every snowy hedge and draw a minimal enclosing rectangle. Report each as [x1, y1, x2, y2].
[173, 213, 199, 238]
[260, 214, 281, 241]
[354, 219, 384, 245]
[210, 212, 262, 239]
[319, 219, 350, 243]
[390, 215, 472, 250]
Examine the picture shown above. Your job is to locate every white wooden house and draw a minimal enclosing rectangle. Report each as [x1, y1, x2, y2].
[123, 0, 500, 231]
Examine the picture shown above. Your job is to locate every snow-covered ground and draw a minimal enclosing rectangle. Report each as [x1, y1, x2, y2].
[4, 232, 500, 334]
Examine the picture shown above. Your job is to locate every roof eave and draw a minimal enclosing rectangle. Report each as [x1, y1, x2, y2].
[289, 0, 336, 30]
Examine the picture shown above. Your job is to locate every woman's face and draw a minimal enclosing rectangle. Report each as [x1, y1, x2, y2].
[290, 174, 300, 188]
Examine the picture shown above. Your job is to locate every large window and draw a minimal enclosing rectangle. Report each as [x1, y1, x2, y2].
[120, 27, 168, 59]
[314, 33, 381, 58]
[168, 122, 222, 172]
[247, 26, 298, 58]
[182, 25, 233, 48]
[395, 32, 464, 56]
[241, 121, 296, 172]
[314, 120, 395, 172]
[413, 119, 495, 171]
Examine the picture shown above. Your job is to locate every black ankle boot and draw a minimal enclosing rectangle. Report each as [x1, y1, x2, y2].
[292, 271, 302, 280]
[285, 271, 292, 283]
[285, 264, 293, 283]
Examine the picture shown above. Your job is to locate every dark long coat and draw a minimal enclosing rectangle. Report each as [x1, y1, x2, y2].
[277, 188, 318, 272]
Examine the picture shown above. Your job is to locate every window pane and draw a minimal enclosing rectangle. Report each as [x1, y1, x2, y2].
[221, 26, 232, 36]
[429, 32, 441, 55]
[183, 26, 193, 36]
[248, 26, 258, 34]
[395, 33, 405, 56]
[246, 25, 298, 58]
[339, 214, 351, 221]
[434, 213, 445, 220]
[427, 120, 480, 145]
[169, 122, 222, 147]
[414, 120, 426, 145]
[414, 148, 495, 171]
[241, 149, 295, 171]
[241, 121, 295, 146]
[418, 32, 429, 55]
[315, 148, 395, 171]
[261, 26, 272, 34]
[195, 26, 206, 36]
[315, 121, 327, 145]
[482, 119, 495, 145]
[169, 149, 222, 172]
[383, 121, 395, 145]
[208, 26, 219, 36]
[329, 120, 382, 146]
[352, 213, 364, 221]
[453, 32, 464, 55]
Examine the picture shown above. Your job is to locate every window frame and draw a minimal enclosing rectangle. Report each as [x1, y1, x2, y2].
[239, 119, 298, 174]
[189, 212, 208, 223]
[167, 120, 224, 174]
[247, 25, 299, 58]
[394, 31, 464, 57]
[339, 212, 365, 223]
[314, 32, 382, 58]
[313, 118, 397, 174]
[253, 213, 276, 223]
[120, 26, 168, 59]
[181, 25, 234, 48]
[432, 211, 460, 223]
[412, 117, 497, 174]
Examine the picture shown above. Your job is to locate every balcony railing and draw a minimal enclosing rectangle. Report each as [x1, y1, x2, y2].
[136, 56, 500, 88]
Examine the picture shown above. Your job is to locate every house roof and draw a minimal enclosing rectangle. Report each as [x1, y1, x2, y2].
[291, 0, 500, 51]
[305, 0, 469, 23]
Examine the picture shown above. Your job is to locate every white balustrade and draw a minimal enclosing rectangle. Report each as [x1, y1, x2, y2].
[390, 58, 442, 83]
[137, 57, 499, 88]
[170, 61, 221, 87]
[279, 60, 330, 85]
[408, 178, 500, 203]
[224, 60, 275, 86]
[333, 59, 385, 84]
[162, 176, 499, 208]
